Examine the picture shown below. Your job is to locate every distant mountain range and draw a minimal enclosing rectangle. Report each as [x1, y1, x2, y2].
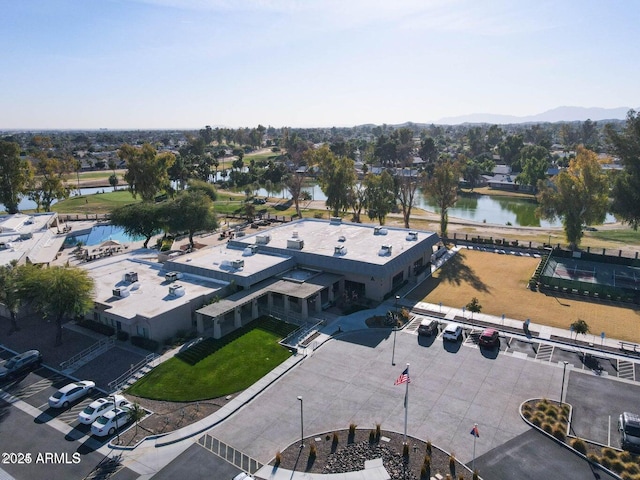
[436, 106, 636, 125]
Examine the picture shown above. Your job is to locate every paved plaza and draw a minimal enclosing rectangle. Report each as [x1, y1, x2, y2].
[209, 326, 566, 466]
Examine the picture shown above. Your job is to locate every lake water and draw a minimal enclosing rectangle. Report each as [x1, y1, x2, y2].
[6, 183, 614, 229]
[256, 185, 574, 227]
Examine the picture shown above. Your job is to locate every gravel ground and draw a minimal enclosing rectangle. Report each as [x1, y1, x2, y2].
[112, 393, 241, 447]
[274, 429, 476, 480]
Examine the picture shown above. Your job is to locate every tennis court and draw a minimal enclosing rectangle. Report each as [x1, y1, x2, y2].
[541, 251, 640, 298]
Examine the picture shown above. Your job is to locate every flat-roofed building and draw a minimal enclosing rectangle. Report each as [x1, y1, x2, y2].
[87, 256, 225, 343]
[189, 218, 440, 339]
[81, 218, 439, 342]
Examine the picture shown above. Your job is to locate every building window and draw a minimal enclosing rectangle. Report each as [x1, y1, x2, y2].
[392, 272, 404, 288]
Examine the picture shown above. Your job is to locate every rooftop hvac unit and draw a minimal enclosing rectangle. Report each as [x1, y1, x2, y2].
[256, 234, 271, 244]
[406, 231, 418, 241]
[330, 217, 342, 224]
[124, 271, 138, 283]
[378, 244, 393, 256]
[243, 245, 259, 256]
[287, 238, 304, 250]
[374, 227, 388, 235]
[292, 231, 299, 238]
[165, 271, 183, 282]
[169, 284, 185, 297]
[19, 232, 33, 240]
[231, 259, 244, 269]
[112, 287, 130, 298]
[334, 245, 347, 256]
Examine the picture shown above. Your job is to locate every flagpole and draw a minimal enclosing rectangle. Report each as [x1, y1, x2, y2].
[472, 423, 477, 472]
[404, 363, 409, 444]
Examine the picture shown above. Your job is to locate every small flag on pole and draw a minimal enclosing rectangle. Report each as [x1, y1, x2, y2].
[470, 424, 480, 437]
[394, 367, 410, 385]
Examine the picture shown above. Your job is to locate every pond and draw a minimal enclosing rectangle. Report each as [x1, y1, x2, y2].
[256, 185, 615, 228]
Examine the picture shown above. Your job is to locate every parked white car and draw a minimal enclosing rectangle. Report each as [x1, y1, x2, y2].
[442, 322, 463, 341]
[78, 395, 127, 425]
[233, 473, 255, 480]
[91, 403, 134, 437]
[48, 381, 95, 409]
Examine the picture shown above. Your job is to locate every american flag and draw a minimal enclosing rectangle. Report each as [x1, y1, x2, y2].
[470, 424, 480, 437]
[394, 367, 410, 385]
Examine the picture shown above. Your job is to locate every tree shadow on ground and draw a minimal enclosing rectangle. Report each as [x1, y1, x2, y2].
[437, 251, 489, 292]
[334, 329, 390, 348]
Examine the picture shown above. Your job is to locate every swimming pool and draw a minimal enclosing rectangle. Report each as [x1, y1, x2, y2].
[64, 224, 145, 246]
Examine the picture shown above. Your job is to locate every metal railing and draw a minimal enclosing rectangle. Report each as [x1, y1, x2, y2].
[60, 336, 115, 371]
[108, 353, 156, 393]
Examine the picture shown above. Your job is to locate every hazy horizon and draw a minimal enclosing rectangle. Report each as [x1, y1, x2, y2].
[2, 1, 639, 130]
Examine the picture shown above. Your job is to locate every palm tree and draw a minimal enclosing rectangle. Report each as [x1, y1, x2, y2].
[127, 403, 147, 438]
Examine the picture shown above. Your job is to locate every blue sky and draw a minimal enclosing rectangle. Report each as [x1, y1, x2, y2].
[1, 0, 639, 129]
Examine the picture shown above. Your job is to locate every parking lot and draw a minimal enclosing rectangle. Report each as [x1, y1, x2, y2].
[4, 311, 640, 479]
[0, 350, 141, 480]
[406, 315, 639, 382]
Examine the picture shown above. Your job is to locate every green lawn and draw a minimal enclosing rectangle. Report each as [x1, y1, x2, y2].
[126, 328, 293, 401]
[52, 190, 141, 214]
[588, 228, 640, 244]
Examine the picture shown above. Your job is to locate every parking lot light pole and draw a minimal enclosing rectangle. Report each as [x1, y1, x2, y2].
[297, 396, 304, 449]
[111, 395, 120, 445]
[560, 361, 569, 406]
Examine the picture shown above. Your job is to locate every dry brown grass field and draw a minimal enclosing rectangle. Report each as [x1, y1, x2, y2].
[406, 248, 640, 344]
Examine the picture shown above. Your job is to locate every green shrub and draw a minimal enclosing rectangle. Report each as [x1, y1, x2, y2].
[523, 410, 532, 420]
[625, 462, 640, 475]
[423, 455, 431, 468]
[610, 459, 625, 473]
[426, 440, 432, 454]
[376, 423, 381, 440]
[473, 470, 480, 480]
[571, 438, 587, 454]
[600, 456, 612, 469]
[77, 319, 115, 337]
[403, 443, 409, 458]
[449, 454, 456, 470]
[542, 422, 553, 434]
[587, 453, 599, 463]
[309, 443, 317, 459]
[349, 423, 357, 435]
[531, 415, 543, 427]
[552, 424, 566, 441]
[274, 451, 281, 466]
[620, 451, 633, 462]
[332, 432, 339, 445]
[131, 335, 159, 352]
[602, 447, 618, 459]
[546, 407, 559, 419]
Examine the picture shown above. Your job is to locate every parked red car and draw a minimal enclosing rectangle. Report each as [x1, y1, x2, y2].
[478, 328, 500, 348]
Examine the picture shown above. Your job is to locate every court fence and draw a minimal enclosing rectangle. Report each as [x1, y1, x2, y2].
[538, 249, 640, 304]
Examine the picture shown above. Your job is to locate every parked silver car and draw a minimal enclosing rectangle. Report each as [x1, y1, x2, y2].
[48, 381, 95, 409]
